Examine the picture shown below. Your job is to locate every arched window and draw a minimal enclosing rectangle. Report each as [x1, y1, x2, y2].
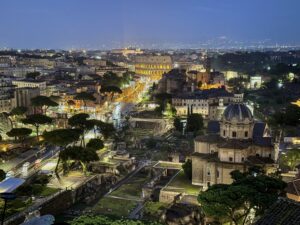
[232, 131, 237, 138]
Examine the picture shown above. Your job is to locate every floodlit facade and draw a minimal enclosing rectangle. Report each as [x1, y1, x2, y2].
[192, 103, 277, 189]
[135, 55, 172, 80]
[12, 80, 46, 95]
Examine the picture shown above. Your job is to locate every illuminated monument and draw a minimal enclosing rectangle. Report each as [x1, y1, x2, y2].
[192, 103, 277, 189]
[134, 55, 172, 80]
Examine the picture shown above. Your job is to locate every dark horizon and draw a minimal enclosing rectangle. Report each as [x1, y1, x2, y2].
[1, 0, 300, 49]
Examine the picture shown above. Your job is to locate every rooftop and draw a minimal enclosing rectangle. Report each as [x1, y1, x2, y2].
[286, 178, 300, 197]
[173, 87, 233, 100]
[255, 198, 300, 225]
[223, 103, 253, 122]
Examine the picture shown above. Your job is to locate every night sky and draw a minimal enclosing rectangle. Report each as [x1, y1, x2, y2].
[0, 0, 299, 49]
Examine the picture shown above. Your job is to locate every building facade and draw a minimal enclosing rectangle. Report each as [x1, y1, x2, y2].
[135, 55, 172, 80]
[192, 103, 276, 189]
[14, 87, 40, 114]
[172, 88, 243, 119]
[0, 76, 15, 112]
[12, 80, 46, 95]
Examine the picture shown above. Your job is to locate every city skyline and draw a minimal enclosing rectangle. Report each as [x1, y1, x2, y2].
[1, 0, 300, 49]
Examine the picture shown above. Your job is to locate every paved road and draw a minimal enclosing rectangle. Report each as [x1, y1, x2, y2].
[9, 145, 60, 178]
[129, 202, 145, 219]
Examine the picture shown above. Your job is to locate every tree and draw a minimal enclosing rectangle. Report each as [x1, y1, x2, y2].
[6, 128, 32, 145]
[284, 104, 300, 126]
[198, 171, 286, 225]
[163, 103, 176, 118]
[232, 171, 286, 216]
[31, 95, 58, 114]
[93, 120, 115, 140]
[22, 114, 52, 138]
[280, 148, 300, 171]
[60, 146, 99, 174]
[0, 169, 6, 181]
[86, 138, 104, 150]
[0, 107, 27, 129]
[102, 71, 123, 87]
[100, 85, 122, 100]
[271, 104, 300, 127]
[1, 112, 13, 129]
[10, 106, 27, 116]
[155, 93, 172, 113]
[199, 184, 253, 225]
[68, 113, 94, 147]
[182, 159, 192, 180]
[74, 92, 96, 111]
[174, 117, 183, 132]
[43, 129, 80, 177]
[49, 95, 61, 104]
[186, 113, 203, 133]
[145, 138, 157, 149]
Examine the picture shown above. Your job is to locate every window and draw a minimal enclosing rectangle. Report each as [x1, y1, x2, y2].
[223, 130, 226, 136]
[232, 131, 237, 138]
[241, 157, 244, 162]
[245, 131, 248, 138]
[217, 170, 220, 178]
[229, 157, 233, 162]
[256, 153, 260, 157]
[207, 168, 211, 176]
[269, 154, 272, 158]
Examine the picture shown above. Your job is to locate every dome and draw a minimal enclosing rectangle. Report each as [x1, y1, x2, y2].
[223, 103, 253, 122]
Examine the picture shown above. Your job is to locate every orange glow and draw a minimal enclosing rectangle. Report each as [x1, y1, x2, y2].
[200, 83, 223, 90]
[291, 99, 300, 107]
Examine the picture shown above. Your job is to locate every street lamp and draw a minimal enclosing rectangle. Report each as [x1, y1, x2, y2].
[0, 192, 16, 225]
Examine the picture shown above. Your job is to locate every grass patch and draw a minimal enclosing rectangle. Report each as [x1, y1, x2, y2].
[39, 186, 59, 197]
[93, 197, 137, 217]
[0, 198, 32, 218]
[112, 173, 150, 199]
[156, 162, 182, 169]
[167, 171, 201, 195]
[143, 201, 168, 220]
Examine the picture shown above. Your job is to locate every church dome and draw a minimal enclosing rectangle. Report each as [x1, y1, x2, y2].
[223, 103, 253, 122]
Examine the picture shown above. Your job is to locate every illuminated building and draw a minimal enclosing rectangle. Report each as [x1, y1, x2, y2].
[172, 88, 243, 120]
[135, 55, 172, 80]
[192, 103, 276, 189]
[14, 87, 40, 114]
[186, 70, 211, 87]
[19, 58, 55, 69]
[157, 69, 185, 94]
[12, 79, 47, 95]
[224, 71, 239, 80]
[0, 56, 15, 67]
[111, 48, 144, 56]
[83, 59, 107, 67]
[250, 76, 262, 89]
[0, 76, 15, 112]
